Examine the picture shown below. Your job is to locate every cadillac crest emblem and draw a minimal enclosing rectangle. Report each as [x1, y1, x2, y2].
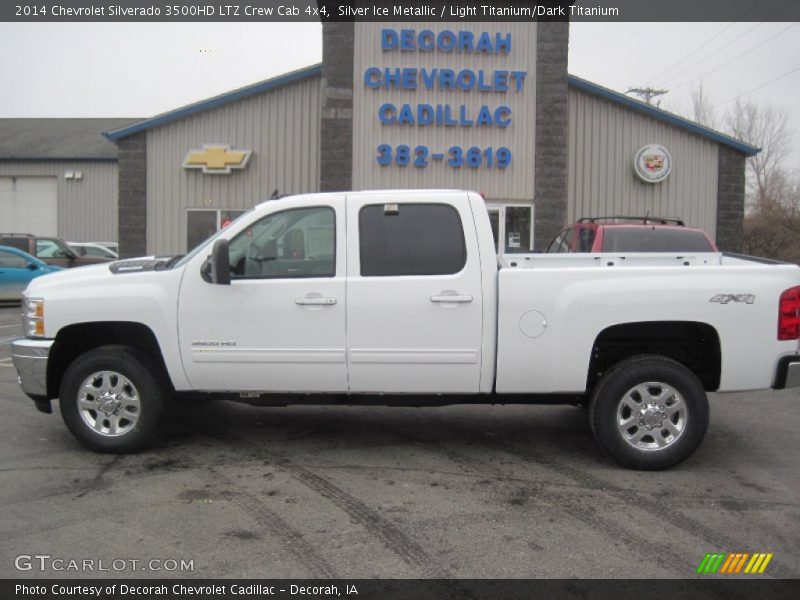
[634, 143, 672, 183]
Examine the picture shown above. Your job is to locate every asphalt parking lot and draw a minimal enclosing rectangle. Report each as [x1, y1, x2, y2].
[0, 304, 798, 580]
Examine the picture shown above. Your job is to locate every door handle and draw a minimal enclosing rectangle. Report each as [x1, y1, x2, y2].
[430, 294, 473, 303]
[295, 296, 337, 306]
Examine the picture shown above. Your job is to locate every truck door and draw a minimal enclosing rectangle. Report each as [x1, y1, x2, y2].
[346, 192, 483, 393]
[177, 199, 347, 392]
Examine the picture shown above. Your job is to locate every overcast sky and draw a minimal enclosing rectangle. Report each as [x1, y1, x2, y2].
[1, 21, 798, 166]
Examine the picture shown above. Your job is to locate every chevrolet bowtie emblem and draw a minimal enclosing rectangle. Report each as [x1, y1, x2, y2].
[183, 144, 252, 174]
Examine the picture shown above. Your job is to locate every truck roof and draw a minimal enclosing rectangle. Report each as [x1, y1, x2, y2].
[255, 189, 473, 208]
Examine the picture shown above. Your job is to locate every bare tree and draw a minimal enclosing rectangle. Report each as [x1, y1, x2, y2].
[690, 83, 717, 129]
[645, 84, 799, 261]
[726, 99, 793, 207]
[742, 197, 800, 262]
[678, 88, 800, 261]
[729, 101, 800, 262]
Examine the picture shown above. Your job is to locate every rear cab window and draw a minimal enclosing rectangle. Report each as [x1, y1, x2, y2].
[601, 228, 714, 252]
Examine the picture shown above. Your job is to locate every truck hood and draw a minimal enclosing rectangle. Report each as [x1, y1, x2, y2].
[24, 256, 178, 297]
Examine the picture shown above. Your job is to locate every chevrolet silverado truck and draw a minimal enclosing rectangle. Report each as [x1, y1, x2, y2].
[11, 190, 800, 469]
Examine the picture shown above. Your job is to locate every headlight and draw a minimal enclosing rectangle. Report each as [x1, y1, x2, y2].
[22, 297, 45, 338]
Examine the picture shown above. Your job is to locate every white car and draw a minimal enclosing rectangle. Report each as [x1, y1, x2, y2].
[11, 190, 800, 469]
[68, 242, 118, 260]
[92, 241, 119, 254]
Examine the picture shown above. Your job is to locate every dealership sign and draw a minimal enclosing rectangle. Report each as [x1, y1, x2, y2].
[364, 28, 525, 171]
[634, 143, 671, 183]
[183, 144, 252, 175]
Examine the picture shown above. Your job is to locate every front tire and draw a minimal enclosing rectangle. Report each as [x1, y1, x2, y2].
[589, 355, 709, 470]
[59, 345, 166, 453]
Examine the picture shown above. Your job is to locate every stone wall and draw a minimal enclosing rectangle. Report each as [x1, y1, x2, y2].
[116, 131, 147, 258]
[533, 22, 569, 250]
[716, 145, 746, 253]
[320, 22, 354, 192]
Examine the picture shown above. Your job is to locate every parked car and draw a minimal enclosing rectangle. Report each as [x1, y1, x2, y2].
[0, 234, 113, 268]
[0, 246, 62, 301]
[11, 190, 800, 470]
[68, 242, 119, 260]
[546, 217, 717, 253]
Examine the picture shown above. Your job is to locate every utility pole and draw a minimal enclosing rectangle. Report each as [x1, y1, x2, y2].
[626, 87, 669, 106]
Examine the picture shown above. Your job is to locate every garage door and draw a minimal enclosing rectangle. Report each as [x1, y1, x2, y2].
[0, 177, 58, 236]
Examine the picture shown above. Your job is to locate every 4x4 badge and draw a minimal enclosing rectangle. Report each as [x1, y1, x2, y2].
[709, 294, 755, 304]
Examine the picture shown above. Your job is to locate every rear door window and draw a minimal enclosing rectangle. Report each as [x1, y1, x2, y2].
[359, 203, 466, 276]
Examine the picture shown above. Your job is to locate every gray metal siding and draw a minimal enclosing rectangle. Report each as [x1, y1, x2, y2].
[567, 87, 719, 238]
[0, 161, 118, 242]
[352, 22, 537, 200]
[146, 76, 321, 255]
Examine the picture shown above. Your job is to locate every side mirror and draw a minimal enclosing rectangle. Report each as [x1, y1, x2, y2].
[208, 238, 231, 285]
[27, 263, 39, 271]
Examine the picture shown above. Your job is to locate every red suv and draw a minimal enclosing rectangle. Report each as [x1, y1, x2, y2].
[546, 217, 717, 253]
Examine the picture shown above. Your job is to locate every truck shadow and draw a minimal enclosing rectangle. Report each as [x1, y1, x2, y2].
[161, 398, 597, 460]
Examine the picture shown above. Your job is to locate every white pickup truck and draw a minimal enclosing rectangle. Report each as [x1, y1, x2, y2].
[11, 190, 800, 469]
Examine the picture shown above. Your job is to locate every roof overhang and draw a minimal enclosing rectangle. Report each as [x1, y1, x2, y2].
[568, 75, 760, 157]
[104, 64, 322, 141]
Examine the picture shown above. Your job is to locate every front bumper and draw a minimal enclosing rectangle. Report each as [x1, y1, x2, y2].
[773, 355, 800, 389]
[11, 338, 54, 407]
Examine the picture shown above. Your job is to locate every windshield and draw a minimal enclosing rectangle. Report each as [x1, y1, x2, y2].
[173, 207, 254, 268]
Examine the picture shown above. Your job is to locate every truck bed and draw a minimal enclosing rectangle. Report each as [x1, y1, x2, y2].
[495, 251, 800, 394]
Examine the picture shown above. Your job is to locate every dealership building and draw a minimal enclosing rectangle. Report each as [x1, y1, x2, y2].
[1, 22, 758, 257]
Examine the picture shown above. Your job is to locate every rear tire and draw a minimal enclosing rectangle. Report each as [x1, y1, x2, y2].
[589, 355, 709, 470]
[59, 345, 166, 453]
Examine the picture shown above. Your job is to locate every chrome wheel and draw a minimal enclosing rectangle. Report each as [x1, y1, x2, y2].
[616, 382, 686, 451]
[77, 370, 141, 437]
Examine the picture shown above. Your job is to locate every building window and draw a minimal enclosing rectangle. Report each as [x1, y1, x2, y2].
[186, 209, 246, 251]
[487, 204, 534, 255]
[359, 203, 467, 277]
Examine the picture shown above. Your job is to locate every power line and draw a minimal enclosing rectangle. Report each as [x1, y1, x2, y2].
[646, 0, 771, 86]
[654, 0, 797, 89]
[656, 22, 766, 88]
[716, 63, 800, 107]
[645, 22, 740, 86]
[669, 22, 799, 92]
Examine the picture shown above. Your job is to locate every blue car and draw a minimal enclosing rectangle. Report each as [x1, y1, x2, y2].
[0, 245, 63, 301]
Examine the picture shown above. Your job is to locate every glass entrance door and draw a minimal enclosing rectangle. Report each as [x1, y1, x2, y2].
[486, 204, 534, 255]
